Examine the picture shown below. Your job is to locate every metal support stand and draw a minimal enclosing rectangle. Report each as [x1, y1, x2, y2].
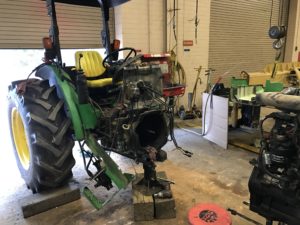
[137, 149, 165, 189]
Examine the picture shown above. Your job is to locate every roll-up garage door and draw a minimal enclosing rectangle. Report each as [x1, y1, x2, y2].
[208, 0, 289, 86]
[0, 0, 115, 49]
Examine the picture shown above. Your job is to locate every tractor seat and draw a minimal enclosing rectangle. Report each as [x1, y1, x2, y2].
[75, 51, 112, 88]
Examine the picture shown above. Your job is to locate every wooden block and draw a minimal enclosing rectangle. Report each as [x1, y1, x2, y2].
[21, 183, 80, 218]
[132, 171, 176, 221]
[154, 197, 176, 219]
[154, 171, 176, 219]
[133, 188, 154, 221]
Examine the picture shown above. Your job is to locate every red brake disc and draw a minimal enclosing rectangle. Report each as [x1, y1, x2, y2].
[188, 203, 232, 225]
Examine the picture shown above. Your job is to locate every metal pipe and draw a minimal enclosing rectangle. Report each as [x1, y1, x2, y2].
[46, 0, 62, 66]
[97, 0, 111, 55]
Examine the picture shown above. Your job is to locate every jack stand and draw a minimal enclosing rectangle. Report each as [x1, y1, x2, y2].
[133, 154, 176, 221]
[136, 159, 163, 189]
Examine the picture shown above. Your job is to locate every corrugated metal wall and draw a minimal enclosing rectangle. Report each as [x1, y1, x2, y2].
[208, 0, 289, 86]
[0, 0, 115, 49]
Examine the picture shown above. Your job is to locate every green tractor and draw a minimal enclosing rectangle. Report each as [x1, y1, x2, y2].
[7, 0, 171, 198]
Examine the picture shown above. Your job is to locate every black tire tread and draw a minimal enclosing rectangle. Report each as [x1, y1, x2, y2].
[48, 100, 64, 121]
[52, 119, 71, 146]
[54, 140, 74, 167]
[24, 96, 52, 110]
[33, 134, 61, 157]
[41, 86, 55, 100]
[8, 79, 75, 192]
[28, 113, 59, 133]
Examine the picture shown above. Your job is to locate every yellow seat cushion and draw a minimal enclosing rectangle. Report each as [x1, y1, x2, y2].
[75, 51, 112, 88]
[86, 78, 113, 88]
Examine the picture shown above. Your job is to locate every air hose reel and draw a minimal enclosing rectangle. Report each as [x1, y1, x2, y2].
[269, 26, 287, 50]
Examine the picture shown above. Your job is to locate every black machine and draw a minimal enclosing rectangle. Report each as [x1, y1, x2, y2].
[249, 89, 300, 225]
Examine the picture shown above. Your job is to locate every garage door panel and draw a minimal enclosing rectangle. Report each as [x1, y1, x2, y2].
[0, 0, 114, 49]
[208, 0, 289, 86]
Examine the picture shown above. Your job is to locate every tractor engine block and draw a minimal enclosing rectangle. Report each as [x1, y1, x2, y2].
[98, 64, 169, 163]
[100, 108, 168, 161]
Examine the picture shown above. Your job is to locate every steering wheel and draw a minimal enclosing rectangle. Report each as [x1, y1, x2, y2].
[102, 47, 137, 68]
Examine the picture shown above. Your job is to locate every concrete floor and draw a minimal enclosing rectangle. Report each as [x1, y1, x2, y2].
[0, 119, 266, 225]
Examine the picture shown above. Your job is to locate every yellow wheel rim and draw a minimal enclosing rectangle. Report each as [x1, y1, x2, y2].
[11, 107, 30, 170]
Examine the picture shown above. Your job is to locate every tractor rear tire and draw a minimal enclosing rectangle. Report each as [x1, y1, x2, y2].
[8, 79, 75, 193]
